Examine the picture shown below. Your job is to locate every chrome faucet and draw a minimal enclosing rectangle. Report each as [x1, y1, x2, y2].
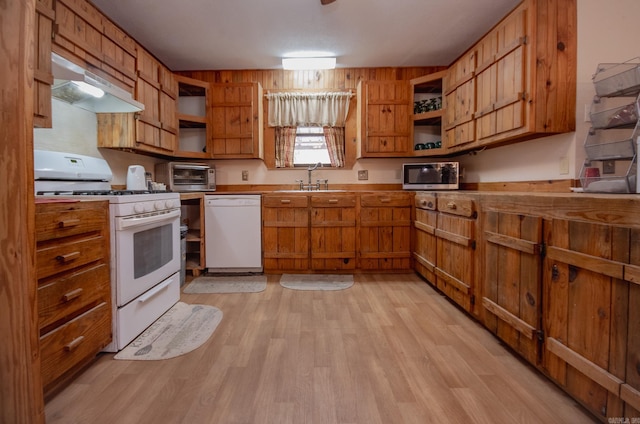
[307, 162, 321, 187]
[295, 162, 328, 191]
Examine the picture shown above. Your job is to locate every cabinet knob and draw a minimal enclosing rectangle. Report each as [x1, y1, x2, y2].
[62, 288, 83, 302]
[56, 251, 81, 263]
[58, 219, 80, 228]
[64, 336, 85, 352]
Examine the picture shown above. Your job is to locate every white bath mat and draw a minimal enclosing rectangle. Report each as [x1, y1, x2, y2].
[279, 274, 354, 291]
[183, 274, 267, 294]
[114, 302, 222, 361]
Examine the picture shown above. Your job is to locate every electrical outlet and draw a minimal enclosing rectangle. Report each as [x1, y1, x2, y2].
[241, 170, 249, 181]
[584, 104, 591, 122]
[559, 157, 569, 175]
[358, 170, 368, 180]
[603, 160, 615, 175]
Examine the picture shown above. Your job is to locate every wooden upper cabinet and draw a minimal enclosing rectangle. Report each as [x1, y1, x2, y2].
[34, 0, 55, 128]
[52, 0, 103, 70]
[444, 0, 576, 153]
[52, 0, 137, 93]
[358, 80, 412, 157]
[443, 49, 476, 150]
[101, 18, 137, 91]
[159, 67, 178, 153]
[210, 82, 263, 159]
[134, 47, 171, 153]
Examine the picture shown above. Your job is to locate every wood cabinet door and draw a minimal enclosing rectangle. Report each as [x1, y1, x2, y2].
[483, 211, 543, 365]
[413, 194, 438, 283]
[52, 0, 103, 70]
[543, 219, 632, 420]
[310, 195, 357, 270]
[363, 81, 411, 156]
[211, 82, 260, 158]
[624, 229, 640, 417]
[101, 18, 137, 91]
[34, 0, 54, 128]
[435, 212, 476, 312]
[475, 6, 526, 142]
[159, 67, 178, 152]
[359, 193, 412, 270]
[444, 79, 475, 149]
[262, 196, 309, 272]
[134, 47, 168, 152]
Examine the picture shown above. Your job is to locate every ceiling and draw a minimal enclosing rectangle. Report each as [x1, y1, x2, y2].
[90, 0, 520, 71]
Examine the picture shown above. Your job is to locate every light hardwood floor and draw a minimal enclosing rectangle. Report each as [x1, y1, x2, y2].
[45, 273, 596, 423]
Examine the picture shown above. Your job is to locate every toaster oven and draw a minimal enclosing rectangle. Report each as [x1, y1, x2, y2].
[155, 162, 216, 192]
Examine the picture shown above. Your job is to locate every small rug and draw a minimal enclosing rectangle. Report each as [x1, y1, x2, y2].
[183, 274, 267, 294]
[114, 302, 222, 361]
[279, 274, 354, 291]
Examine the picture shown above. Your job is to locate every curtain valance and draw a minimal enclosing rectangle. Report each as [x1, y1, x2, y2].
[266, 91, 353, 127]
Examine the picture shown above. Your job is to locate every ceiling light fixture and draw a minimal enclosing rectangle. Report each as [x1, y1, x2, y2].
[282, 57, 336, 70]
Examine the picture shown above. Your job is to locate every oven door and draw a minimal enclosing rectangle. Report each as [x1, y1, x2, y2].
[114, 209, 181, 306]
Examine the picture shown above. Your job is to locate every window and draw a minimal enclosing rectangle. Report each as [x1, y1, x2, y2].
[293, 126, 331, 166]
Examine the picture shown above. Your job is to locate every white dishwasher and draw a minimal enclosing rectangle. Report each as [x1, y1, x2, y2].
[204, 195, 263, 273]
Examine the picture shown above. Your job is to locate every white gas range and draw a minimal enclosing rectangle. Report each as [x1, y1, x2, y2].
[34, 150, 181, 351]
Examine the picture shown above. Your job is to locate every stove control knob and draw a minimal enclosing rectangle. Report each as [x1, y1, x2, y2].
[134, 203, 146, 214]
[165, 200, 176, 209]
[155, 201, 165, 210]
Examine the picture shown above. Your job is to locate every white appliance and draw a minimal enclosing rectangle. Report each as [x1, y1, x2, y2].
[204, 195, 262, 273]
[34, 150, 181, 351]
[126, 165, 147, 190]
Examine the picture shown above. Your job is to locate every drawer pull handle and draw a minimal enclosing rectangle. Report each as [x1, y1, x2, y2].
[58, 219, 80, 228]
[62, 288, 83, 302]
[64, 336, 85, 352]
[447, 201, 457, 210]
[421, 200, 427, 206]
[328, 199, 338, 204]
[280, 199, 291, 204]
[56, 251, 80, 263]
[380, 198, 391, 203]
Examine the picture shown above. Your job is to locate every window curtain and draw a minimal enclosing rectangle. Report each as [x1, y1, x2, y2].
[266, 92, 353, 127]
[274, 126, 297, 168]
[323, 126, 345, 167]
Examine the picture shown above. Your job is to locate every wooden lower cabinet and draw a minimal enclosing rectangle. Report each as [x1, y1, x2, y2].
[359, 192, 412, 270]
[434, 194, 477, 314]
[262, 194, 310, 272]
[36, 200, 111, 397]
[482, 210, 543, 366]
[471, 192, 640, 421]
[543, 219, 640, 420]
[310, 194, 357, 271]
[413, 193, 438, 282]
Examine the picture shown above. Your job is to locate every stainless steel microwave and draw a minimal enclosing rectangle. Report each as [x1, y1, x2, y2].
[402, 162, 459, 190]
[155, 162, 216, 192]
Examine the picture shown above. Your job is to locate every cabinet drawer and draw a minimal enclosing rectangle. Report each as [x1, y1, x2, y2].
[311, 195, 356, 208]
[36, 203, 108, 242]
[37, 235, 107, 280]
[437, 196, 476, 218]
[415, 193, 437, 210]
[40, 301, 111, 388]
[263, 196, 309, 208]
[360, 193, 412, 207]
[38, 263, 110, 332]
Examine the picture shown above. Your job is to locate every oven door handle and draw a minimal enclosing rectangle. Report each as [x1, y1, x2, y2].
[137, 277, 174, 303]
[117, 209, 181, 230]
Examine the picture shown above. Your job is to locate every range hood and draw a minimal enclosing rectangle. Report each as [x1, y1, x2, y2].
[51, 53, 144, 113]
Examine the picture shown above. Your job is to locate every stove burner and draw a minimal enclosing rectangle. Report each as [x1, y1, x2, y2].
[37, 189, 171, 196]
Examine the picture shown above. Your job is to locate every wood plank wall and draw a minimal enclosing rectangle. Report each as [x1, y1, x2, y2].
[1, 0, 46, 423]
[176, 67, 446, 90]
